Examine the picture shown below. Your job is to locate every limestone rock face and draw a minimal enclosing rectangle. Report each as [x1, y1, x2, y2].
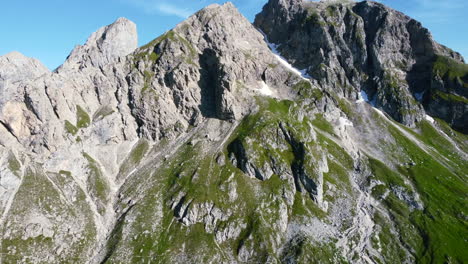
[125, 2, 300, 140]
[255, 0, 467, 131]
[0, 1, 467, 263]
[57, 17, 138, 72]
[0, 18, 141, 263]
[0, 51, 49, 92]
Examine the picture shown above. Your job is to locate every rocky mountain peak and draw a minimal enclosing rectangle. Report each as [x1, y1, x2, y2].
[255, 0, 467, 132]
[0, 51, 49, 87]
[57, 17, 138, 72]
[0, 0, 466, 263]
[125, 1, 301, 139]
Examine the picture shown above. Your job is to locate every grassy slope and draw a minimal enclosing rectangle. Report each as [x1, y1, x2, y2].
[366, 109, 468, 263]
[2, 167, 96, 262]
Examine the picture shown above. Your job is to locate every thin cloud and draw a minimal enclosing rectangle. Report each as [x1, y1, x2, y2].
[122, 0, 194, 18]
[157, 3, 192, 18]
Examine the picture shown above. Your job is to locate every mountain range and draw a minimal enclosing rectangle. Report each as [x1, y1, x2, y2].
[0, 0, 466, 263]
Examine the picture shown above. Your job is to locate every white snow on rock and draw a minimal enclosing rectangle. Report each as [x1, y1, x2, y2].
[339, 117, 354, 127]
[374, 108, 386, 118]
[128, 168, 137, 176]
[357, 90, 368, 103]
[425, 115, 435, 123]
[257, 81, 275, 96]
[357, 90, 377, 106]
[268, 42, 311, 81]
[258, 29, 311, 81]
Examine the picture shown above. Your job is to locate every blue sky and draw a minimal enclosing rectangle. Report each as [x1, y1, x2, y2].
[0, 0, 466, 70]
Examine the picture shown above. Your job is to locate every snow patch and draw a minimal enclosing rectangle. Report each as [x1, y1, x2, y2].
[358, 90, 377, 106]
[128, 168, 137, 176]
[357, 90, 369, 103]
[339, 117, 354, 127]
[268, 43, 311, 80]
[258, 29, 311, 81]
[425, 115, 435, 123]
[257, 81, 274, 96]
[374, 108, 386, 118]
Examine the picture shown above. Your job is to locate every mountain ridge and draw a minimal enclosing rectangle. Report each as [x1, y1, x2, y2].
[0, 0, 466, 263]
[255, 0, 467, 132]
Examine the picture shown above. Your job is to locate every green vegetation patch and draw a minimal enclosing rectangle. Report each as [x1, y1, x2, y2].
[431, 89, 468, 103]
[59, 170, 72, 177]
[176, 34, 197, 57]
[118, 139, 150, 180]
[293, 80, 322, 100]
[292, 192, 326, 218]
[83, 152, 110, 214]
[142, 70, 154, 93]
[311, 113, 334, 135]
[433, 118, 468, 153]
[65, 120, 79, 135]
[372, 212, 414, 263]
[1, 166, 97, 262]
[149, 52, 160, 62]
[368, 158, 407, 191]
[433, 55, 468, 84]
[93, 106, 115, 122]
[64, 105, 90, 136]
[76, 105, 91, 129]
[134, 30, 196, 68]
[382, 122, 468, 263]
[281, 238, 347, 264]
[324, 159, 352, 193]
[304, 12, 327, 26]
[383, 72, 402, 91]
[325, 6, 338, 17]
[139, 30, 176, 51]
[7, 152, 21, 176]
[413, 120, 468, 167]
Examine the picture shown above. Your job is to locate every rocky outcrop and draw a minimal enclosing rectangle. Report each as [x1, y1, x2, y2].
[57, 17, 138, 72]
[0, 51, 49, 87]
[0, 0, 467, 263]
[0, 18, 141, 263]
[425, 56, 468, 133]
[255, 0, 467, 131]
[125, 3, 301, 140]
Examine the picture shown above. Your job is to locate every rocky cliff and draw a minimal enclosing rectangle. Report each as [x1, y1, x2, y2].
[255, 0, 467, 132]
[0, 1, 467, 263]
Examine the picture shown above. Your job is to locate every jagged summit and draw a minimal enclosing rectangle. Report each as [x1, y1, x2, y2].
[0, 0, 466, 263]
[57, 17, 138, 72]
[255, 0, 467, 132]
[125, 1, 302, 139]
[0, 51, 49, 86]
[1, 51, 32, 60]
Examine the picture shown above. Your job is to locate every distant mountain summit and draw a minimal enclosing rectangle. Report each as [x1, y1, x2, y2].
[255, 0, 466, 132]
[0, 1, 466, 263]
[57, 17, 138, 72]
[0, 51, 49, 88]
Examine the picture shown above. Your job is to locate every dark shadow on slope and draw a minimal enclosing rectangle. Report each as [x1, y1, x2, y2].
[227, 138, 269, 181]
[279, 122, 318, 201]
[198, 48, 221, 119]
[280, 235, 307, 263]
[100, 204, 135, 264]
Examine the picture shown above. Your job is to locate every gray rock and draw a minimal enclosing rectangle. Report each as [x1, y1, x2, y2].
[57, 17, 138, 72]
[255, 0, 467, 130]
[0, 51, 49, 88]
[0, 0, 465, 263]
